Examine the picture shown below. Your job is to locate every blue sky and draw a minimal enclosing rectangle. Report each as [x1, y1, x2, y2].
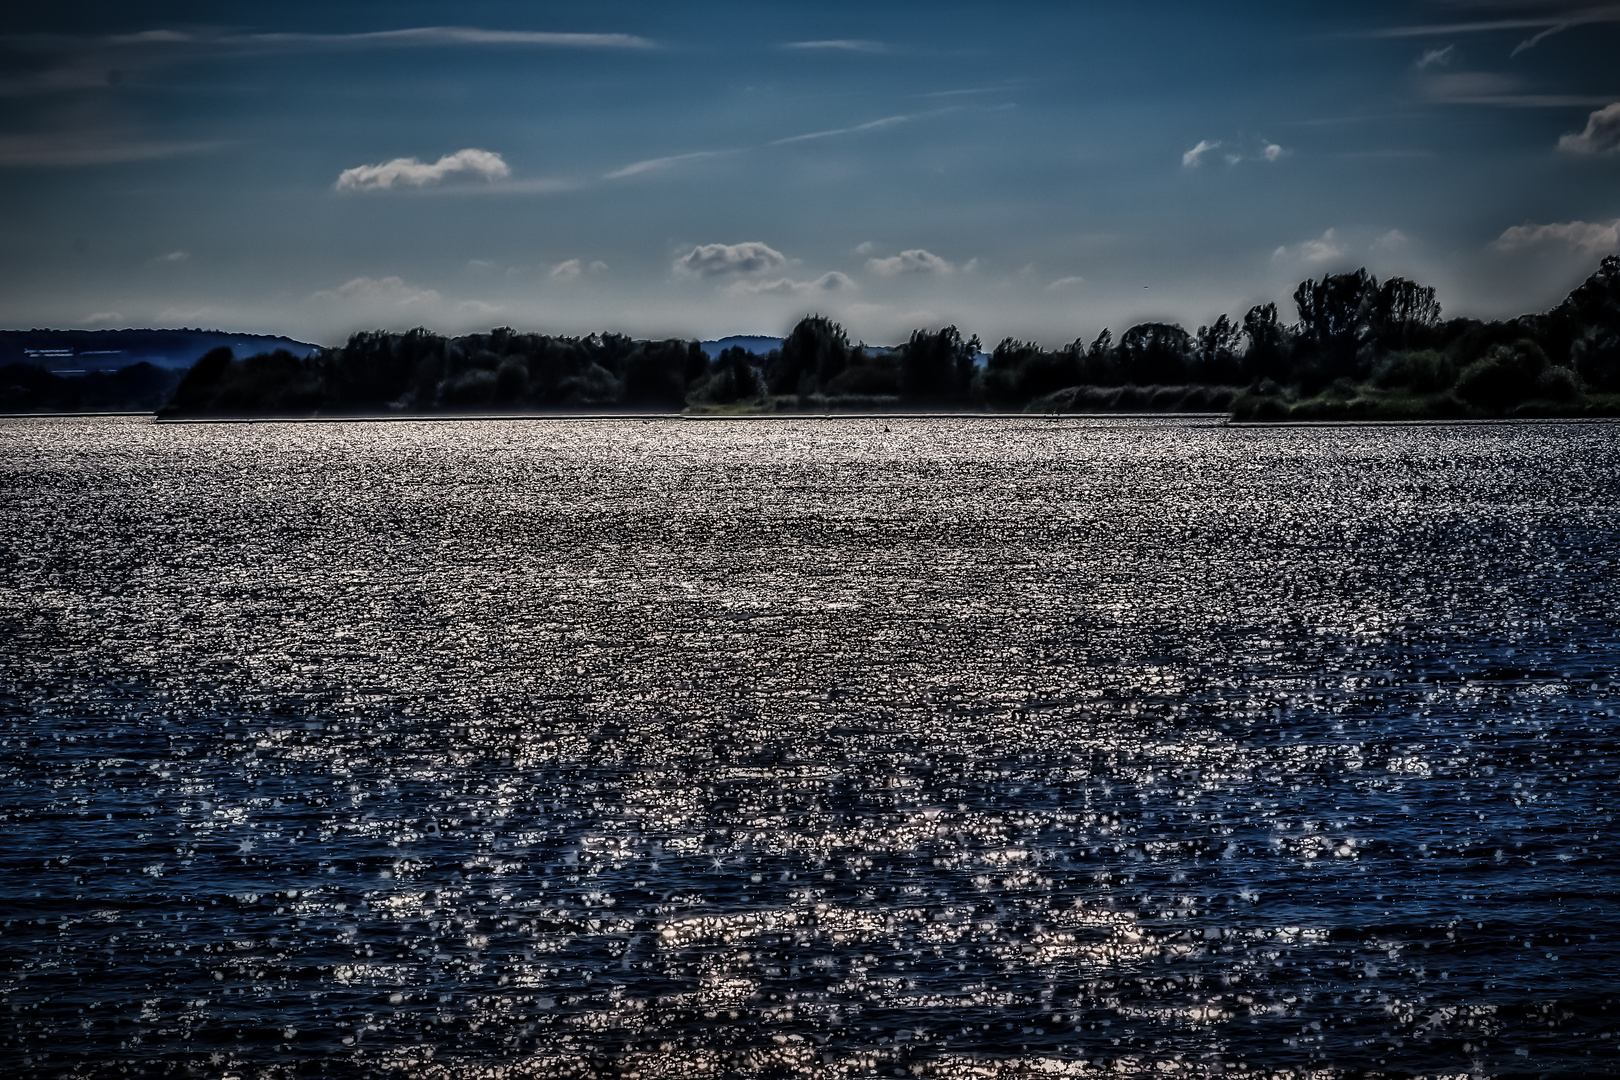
[2, 1, 1617, 346]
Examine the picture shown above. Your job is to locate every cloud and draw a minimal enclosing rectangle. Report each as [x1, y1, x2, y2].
[21, 27, 658, 52]
[156, 306, 215, 323]
[153, 250, 189, 263]
[1182, 139, 1221, 168]
[723, 272, 857, 298]
[604, 149, 735, 180]
[854, 241, 875, 255]
[1046, 276, 1085, 291]
[770, 114, 913, 146]
[1415, 44, 1456, 69]
[336, 148, 508, 191]
[0, 133, 224, 166]
[1273, 228, 1347, 265]
[1372, 229, 1411, 250]
[866, 249, 953, 276]
[1558, 102, 1620, 154]
[1262, 142, 1287, 162]
[549, 258, 607, 281]
[673, 242, 789, 278]
[314, 275, 442, 306]
[81, 311, 123, 325]
[1417, 71, 1612, 107]
[1492, 218, 1620, 254]
[782, 40, 887, 53]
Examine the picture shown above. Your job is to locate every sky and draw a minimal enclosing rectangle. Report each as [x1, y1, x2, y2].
[1, 1, 1618, 348]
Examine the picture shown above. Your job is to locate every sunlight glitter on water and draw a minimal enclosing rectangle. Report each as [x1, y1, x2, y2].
[1, 415, 1618, 1078]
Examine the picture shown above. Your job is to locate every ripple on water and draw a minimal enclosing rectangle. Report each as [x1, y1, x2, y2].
[0, 415, 1618, 1078]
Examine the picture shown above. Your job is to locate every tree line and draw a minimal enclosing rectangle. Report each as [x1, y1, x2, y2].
[160, 257, 1620, 418]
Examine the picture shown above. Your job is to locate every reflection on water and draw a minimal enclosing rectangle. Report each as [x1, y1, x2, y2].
[1, 415, 1618, 1078]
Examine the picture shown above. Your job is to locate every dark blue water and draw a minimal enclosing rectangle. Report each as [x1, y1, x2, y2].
[2, 415, 1618, 1078]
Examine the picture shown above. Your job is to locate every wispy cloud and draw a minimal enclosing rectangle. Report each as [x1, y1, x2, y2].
[0, 133, 224, 167]
[1415, 44, 1456, 69]
[1558, 102, 1620, 153]
[604, 149, 736, 180]
[770, 114, 914, 146]
[1493, 218, 1620, 253]
[1273, 228, 1347, 265]
[724, 272, 857, 298]
[549, 258, 607, 280]
[1046, 276, 1085, 292]
[313, 275, 442, 306]
[336, 148, 508, 191]
[81, 312, 124, 326]
[782, 40, 888, 53]
[1182, 139, 1221, 168]
[152, 250, 189, 263]
[673, 242, 789, 278]
[866, 249, 954, 276]
[8, 27, 659, 52]
[1417, 71, 1614, 107]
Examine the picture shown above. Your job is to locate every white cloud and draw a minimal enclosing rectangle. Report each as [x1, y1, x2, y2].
[314, 275, 442, 306]
[1046, 276, 1085, 291]
[81, 311, 124, 325]
[1372, 229, 1410, 251]
[854, 241, 875, 255]
[336, 148, 509, 191]
[549, 258, 607, 281]
[782, 40, 887, 53]
[1492, 218, 1620, 254]
[866, 249, 953, 276]
[456, 299, 501, 317]
[1415, 45, 1455, 70]
[1273, 228, 1346, 265]
[1558, 102, 1620, 154]
[153, 249, 189, 263]
[674, 241, 789, 278]
[723, 271, 857, 298]
[1182, 139, 1220, 168]
[1262, 142, 1287, 162]
[770, 114, 912, 145]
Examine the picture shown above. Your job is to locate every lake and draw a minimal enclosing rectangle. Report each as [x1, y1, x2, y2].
[2, 415, 1617, 1078]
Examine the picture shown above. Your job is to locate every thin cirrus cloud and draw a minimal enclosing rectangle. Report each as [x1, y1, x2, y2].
[673, 242, 789, 278]
[13, 27, 658, 52]
[604, 149, 738, 180]
[781, 40, 888, 53]
[1370, 7, 1620, 55]
[1493, 219, 1620, 254]
[336, 148, 509, 191]
[866, 249, 953, 276]
[1558, 102, 1620, 153]
[0, 133, 224, 167]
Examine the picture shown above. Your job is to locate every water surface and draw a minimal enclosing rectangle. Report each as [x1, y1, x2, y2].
[2, 416, 1618, 1078]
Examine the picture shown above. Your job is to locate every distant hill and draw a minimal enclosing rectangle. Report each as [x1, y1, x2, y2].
[700, 335, 783, 360]
[0, 329, 320, 373]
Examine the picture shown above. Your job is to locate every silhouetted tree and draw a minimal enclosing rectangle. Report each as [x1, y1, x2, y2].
[900, 326, 979, 402]
[1241, 303, 1290, 382]
[1192, 315, 1243, 384]
[1118, 322, 1193, 384]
